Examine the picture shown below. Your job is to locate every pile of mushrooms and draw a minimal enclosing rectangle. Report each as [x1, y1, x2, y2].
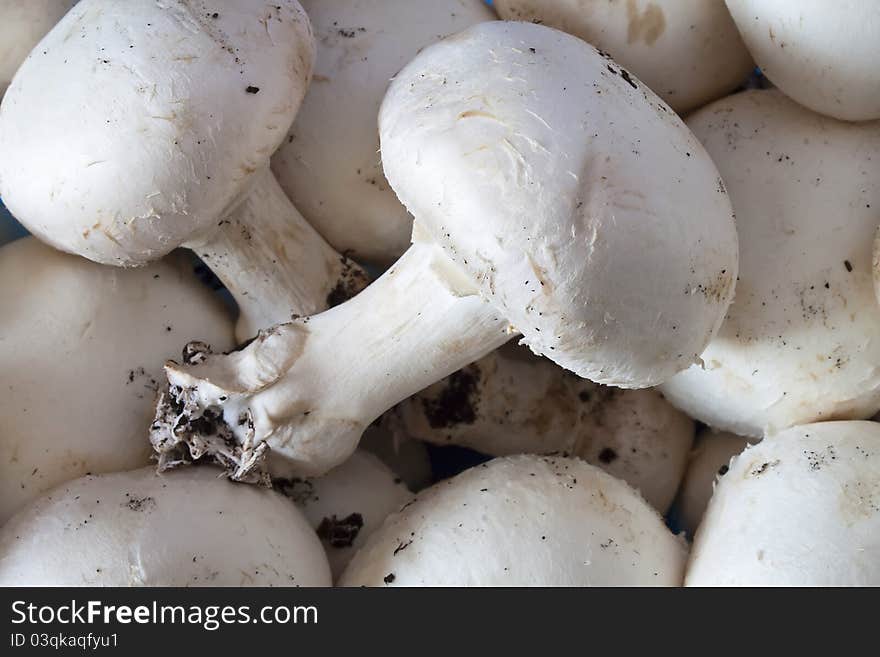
[0, 0, 878, 588]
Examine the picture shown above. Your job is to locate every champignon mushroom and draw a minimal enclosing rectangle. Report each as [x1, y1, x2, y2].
[494, 0, 754, 114]
[272, 0, 495, 264]
[672, 429, 754, 537]
[724, 0, 880, 121]
[0, 237, 234, 523]
[0, 0, 75, 96]
[277, 450, 412, 581]
[686, 421, 880, 586]
[659, 89, 880, 438]
[149, 21, 737, 482]
[873, 225, 880, 306]
[0, 466, 331, 586]
[390, 343, 694, 511]
[0, 0, 368, 342]
[339, 455, 687, 586]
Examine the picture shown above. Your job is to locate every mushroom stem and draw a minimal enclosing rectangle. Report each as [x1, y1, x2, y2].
[187, 168, 369, 342]
[150, 239, 513, 480]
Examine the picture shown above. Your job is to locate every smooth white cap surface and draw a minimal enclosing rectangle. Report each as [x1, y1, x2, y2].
[686, 421, 880, 586]
[495, 0, 754, 114]
[272, 0, 495, 263]
[340, 455, 687, 586]
[660, 90, 880, 437]
[380, 21, 738, 387]
[0, 466, 332, 586]
[725, 0, 880, 121]
[0, 0, 314, 265]
[0, 238, 234, 523]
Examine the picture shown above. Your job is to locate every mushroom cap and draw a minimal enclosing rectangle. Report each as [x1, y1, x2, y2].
[725, 0, 880, 121]
[339, 455, 687, 586]
[395, 345, 694, 511]
[673, 429, 753, 537]
[272, 0, 495, 264]
[0, 466, 331, 586]
[283, 450, 412, 581]
[0, 238, 235, 523]
[686, 421, 880, 586]
[495, 0, 754, 114]
[0, 0, 75, 95]
[660, 90, 880, 437]
[380, 21, 738, 387]
[0, 0, 314, 266]
[873, 225, 880, 306]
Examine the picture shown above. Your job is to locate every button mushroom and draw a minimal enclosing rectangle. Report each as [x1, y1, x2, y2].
[672, 429, 754, 537]
[272, 0, 495, 264]
[278, 450, 412, 581]
[660, 89, 880, 438]
[725, 0, 880, 121]
[0, 0, 367, 342]
[149, 20, 737, 481]
[339, 455, 687, 586]
[0, 0, 75, 96]
[0, 466, 331, 586]
[686, 421, 880, 586]
[0, 237, 234, 523]
[391, 344, 695, 512]
[874, 225, 880, 306]
[494, 0, 754, 114]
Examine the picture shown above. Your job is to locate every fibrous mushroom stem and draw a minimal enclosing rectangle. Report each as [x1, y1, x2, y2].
[150, 240, 513, 480]
[186, 168, 369, 342]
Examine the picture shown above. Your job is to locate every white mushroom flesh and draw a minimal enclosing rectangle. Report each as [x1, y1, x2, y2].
[0, 466, 331, 586]
[149, 21, 737, 481]
[340, 454, 688, 586]
[660, 89, 880, 437]
[686, 421, 880, 586]
[0, 238, 234, 523]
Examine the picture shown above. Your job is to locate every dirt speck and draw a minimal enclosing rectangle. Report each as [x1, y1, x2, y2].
[316, 513, 364, 548]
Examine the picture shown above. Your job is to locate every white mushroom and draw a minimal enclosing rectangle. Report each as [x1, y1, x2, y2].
[494, 0, 754, 114]
[0, 466, 331, 586]
[391, 344, 694, 511]
[0, 237, 234, 523]
[660, 89, 880, 438]
[686, 421, 880, 586]
[673, 429, 754, 537]
[359, 425, 433, 491]
[272, 0, 495, 264]
[0, 0, 368, 342]
[874, 225, 880, 306]
[278, 450, 412, 581]
[149, 21, 737, 482]
[339, 455, 687, 586]
[724, 0, 880, 121]
[0, 0, 75, 96]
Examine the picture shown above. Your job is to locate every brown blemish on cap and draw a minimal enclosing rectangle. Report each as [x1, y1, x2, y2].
[626, 0, 666, 45]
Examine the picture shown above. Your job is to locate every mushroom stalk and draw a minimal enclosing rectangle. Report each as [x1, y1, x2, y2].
[189, 168, 368, 341]
[151, 239, 513, 480]
[0, 0, 368, 343]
